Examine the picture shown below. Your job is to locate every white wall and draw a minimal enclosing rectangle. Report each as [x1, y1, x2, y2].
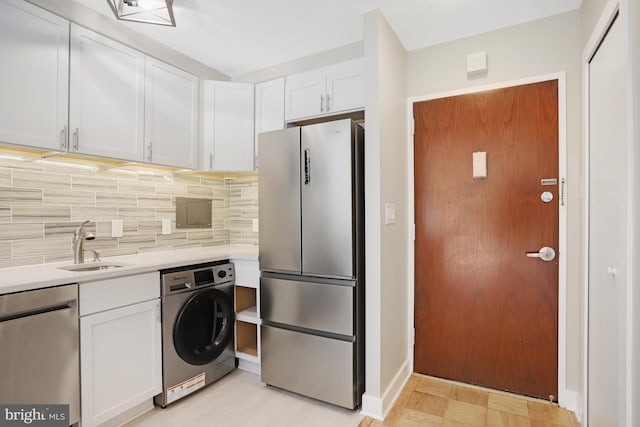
[232, 41, 364, 83]
[361, 9, 409, 420]
[581, 0, 612, 45]
[25, 0, 227, 80]
[407, 10, 583, 398]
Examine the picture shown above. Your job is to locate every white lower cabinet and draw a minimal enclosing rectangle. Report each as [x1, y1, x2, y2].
[79, 273, 161, 427]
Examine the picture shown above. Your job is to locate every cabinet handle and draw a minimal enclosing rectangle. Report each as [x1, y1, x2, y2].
[209, 153, 213, 169]
[326, 94, 331, 111]
[60, 126, 68, 151]
[304, 148, 311, 185]
[72, 128, 79, 151]
[147, 143, 152, 162]
[320, 95, 324, 112]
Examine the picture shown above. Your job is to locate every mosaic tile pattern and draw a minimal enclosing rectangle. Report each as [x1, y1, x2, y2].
[0, 150, 259, 267]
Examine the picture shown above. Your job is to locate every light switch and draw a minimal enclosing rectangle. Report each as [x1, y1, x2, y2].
[111, 219, 123, 238]
[162, 219, 172, 235]
[385, 203, 396, 225]
[473, 151, 487, 178]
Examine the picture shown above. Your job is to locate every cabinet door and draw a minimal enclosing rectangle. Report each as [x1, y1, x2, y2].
[80, 299, 162, 427]
[0, 0, 68, 151]
[284, 68, 326, 121]
[70, 24, 145, 162]
[145, 58, 199, 169]
[202, 81, 255, 172]
[325, 58, 365, 115]
[254, 77, 285, 163]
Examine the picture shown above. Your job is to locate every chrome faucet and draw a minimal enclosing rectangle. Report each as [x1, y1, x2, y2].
[73, 220, 97, 264]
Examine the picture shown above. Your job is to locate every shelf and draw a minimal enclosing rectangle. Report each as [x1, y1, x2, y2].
[233, 262, 260, 373]
[236, 306, 259, 324]
[236, 286, 257, 313]
[237, 343, 258, 357]
[235, 320, 259, 364]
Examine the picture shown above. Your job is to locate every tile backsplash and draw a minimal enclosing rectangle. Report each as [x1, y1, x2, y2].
[0, 150, 258, 268]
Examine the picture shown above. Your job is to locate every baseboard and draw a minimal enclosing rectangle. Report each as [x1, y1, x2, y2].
[562, 390, 583, 422]
[238, 359, 261, 375]
[559, 388, 580, 415]
[100, 399, 154, 427]
[360, 360, 411, 420]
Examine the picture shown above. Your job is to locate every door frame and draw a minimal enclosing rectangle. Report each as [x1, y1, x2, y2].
[406, 72, 570, 407]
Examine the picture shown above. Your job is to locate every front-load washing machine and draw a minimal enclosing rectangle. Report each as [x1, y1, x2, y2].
[154, 261, 236, 407]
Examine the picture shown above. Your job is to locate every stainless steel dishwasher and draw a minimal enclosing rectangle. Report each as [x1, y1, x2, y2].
[0, 284, 80, 425]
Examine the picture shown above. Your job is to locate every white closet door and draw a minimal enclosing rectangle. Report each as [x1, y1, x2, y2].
[588, 14, 629, 427]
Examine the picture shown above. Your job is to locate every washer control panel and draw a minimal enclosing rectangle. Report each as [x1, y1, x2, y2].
[161, 262, 235, 295]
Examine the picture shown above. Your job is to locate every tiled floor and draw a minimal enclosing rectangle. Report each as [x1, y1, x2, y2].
[359, 374, 581, 427]
[125, 369, 363, 427]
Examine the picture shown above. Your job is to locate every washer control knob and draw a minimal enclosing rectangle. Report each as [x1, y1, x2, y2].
[218, 269, 227, 279]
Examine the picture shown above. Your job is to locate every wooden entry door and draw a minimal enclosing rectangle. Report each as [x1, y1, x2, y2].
[413, 80, 559, 399]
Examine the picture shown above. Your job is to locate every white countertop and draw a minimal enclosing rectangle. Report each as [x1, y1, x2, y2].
[0, 244, 258, 295]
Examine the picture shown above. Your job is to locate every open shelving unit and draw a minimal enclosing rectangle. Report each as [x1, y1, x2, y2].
[232, 259, 261, 374]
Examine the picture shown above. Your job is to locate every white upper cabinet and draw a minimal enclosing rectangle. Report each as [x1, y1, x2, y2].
[325, 59, 365, 114]
[254, 77, 285, 163]
[69, 24, 145, 162]
[0, 0, 69, 151]
[284, 58, 364, 122]
[145, 58, 199, 169]
[202, 81, 255, 172]
[284, 68, 326, 122]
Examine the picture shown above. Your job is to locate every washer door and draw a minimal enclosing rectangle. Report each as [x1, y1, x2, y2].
[173, 288, 234, 365]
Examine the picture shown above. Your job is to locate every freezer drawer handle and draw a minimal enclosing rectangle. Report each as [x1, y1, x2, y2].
[0, 300, 77, 323]
[304, 149, 311, 185]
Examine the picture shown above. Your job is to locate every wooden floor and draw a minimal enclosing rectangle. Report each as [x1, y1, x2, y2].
[359, 374, 580, 427]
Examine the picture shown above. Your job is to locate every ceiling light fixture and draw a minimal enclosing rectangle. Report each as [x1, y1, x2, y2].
[106, 0, 176, 27]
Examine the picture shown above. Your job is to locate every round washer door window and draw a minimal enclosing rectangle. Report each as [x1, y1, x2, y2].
[173, 288, 235, 365]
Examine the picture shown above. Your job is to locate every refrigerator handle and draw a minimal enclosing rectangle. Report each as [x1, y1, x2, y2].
[304, 148, 311, 185]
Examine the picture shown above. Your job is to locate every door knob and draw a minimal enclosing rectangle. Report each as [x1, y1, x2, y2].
[526, 246, 556, 262]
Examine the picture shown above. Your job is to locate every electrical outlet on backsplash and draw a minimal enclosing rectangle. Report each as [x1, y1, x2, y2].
[0, 149, 258, 268]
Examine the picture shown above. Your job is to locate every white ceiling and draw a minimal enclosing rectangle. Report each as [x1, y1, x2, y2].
[83, 0, 582, 77]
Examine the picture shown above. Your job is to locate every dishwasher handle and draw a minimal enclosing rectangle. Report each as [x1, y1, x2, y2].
[0, 300, 77, 323]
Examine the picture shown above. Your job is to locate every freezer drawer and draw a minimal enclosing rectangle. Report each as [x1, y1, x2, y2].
[261, 325, 357, 409]
[261, 275, 354, 336]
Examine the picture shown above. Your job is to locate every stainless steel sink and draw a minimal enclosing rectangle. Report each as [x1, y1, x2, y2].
[58, 262, 128, 272]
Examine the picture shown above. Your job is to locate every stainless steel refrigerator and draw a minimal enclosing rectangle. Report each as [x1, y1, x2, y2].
[258, 118, 364, 409]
